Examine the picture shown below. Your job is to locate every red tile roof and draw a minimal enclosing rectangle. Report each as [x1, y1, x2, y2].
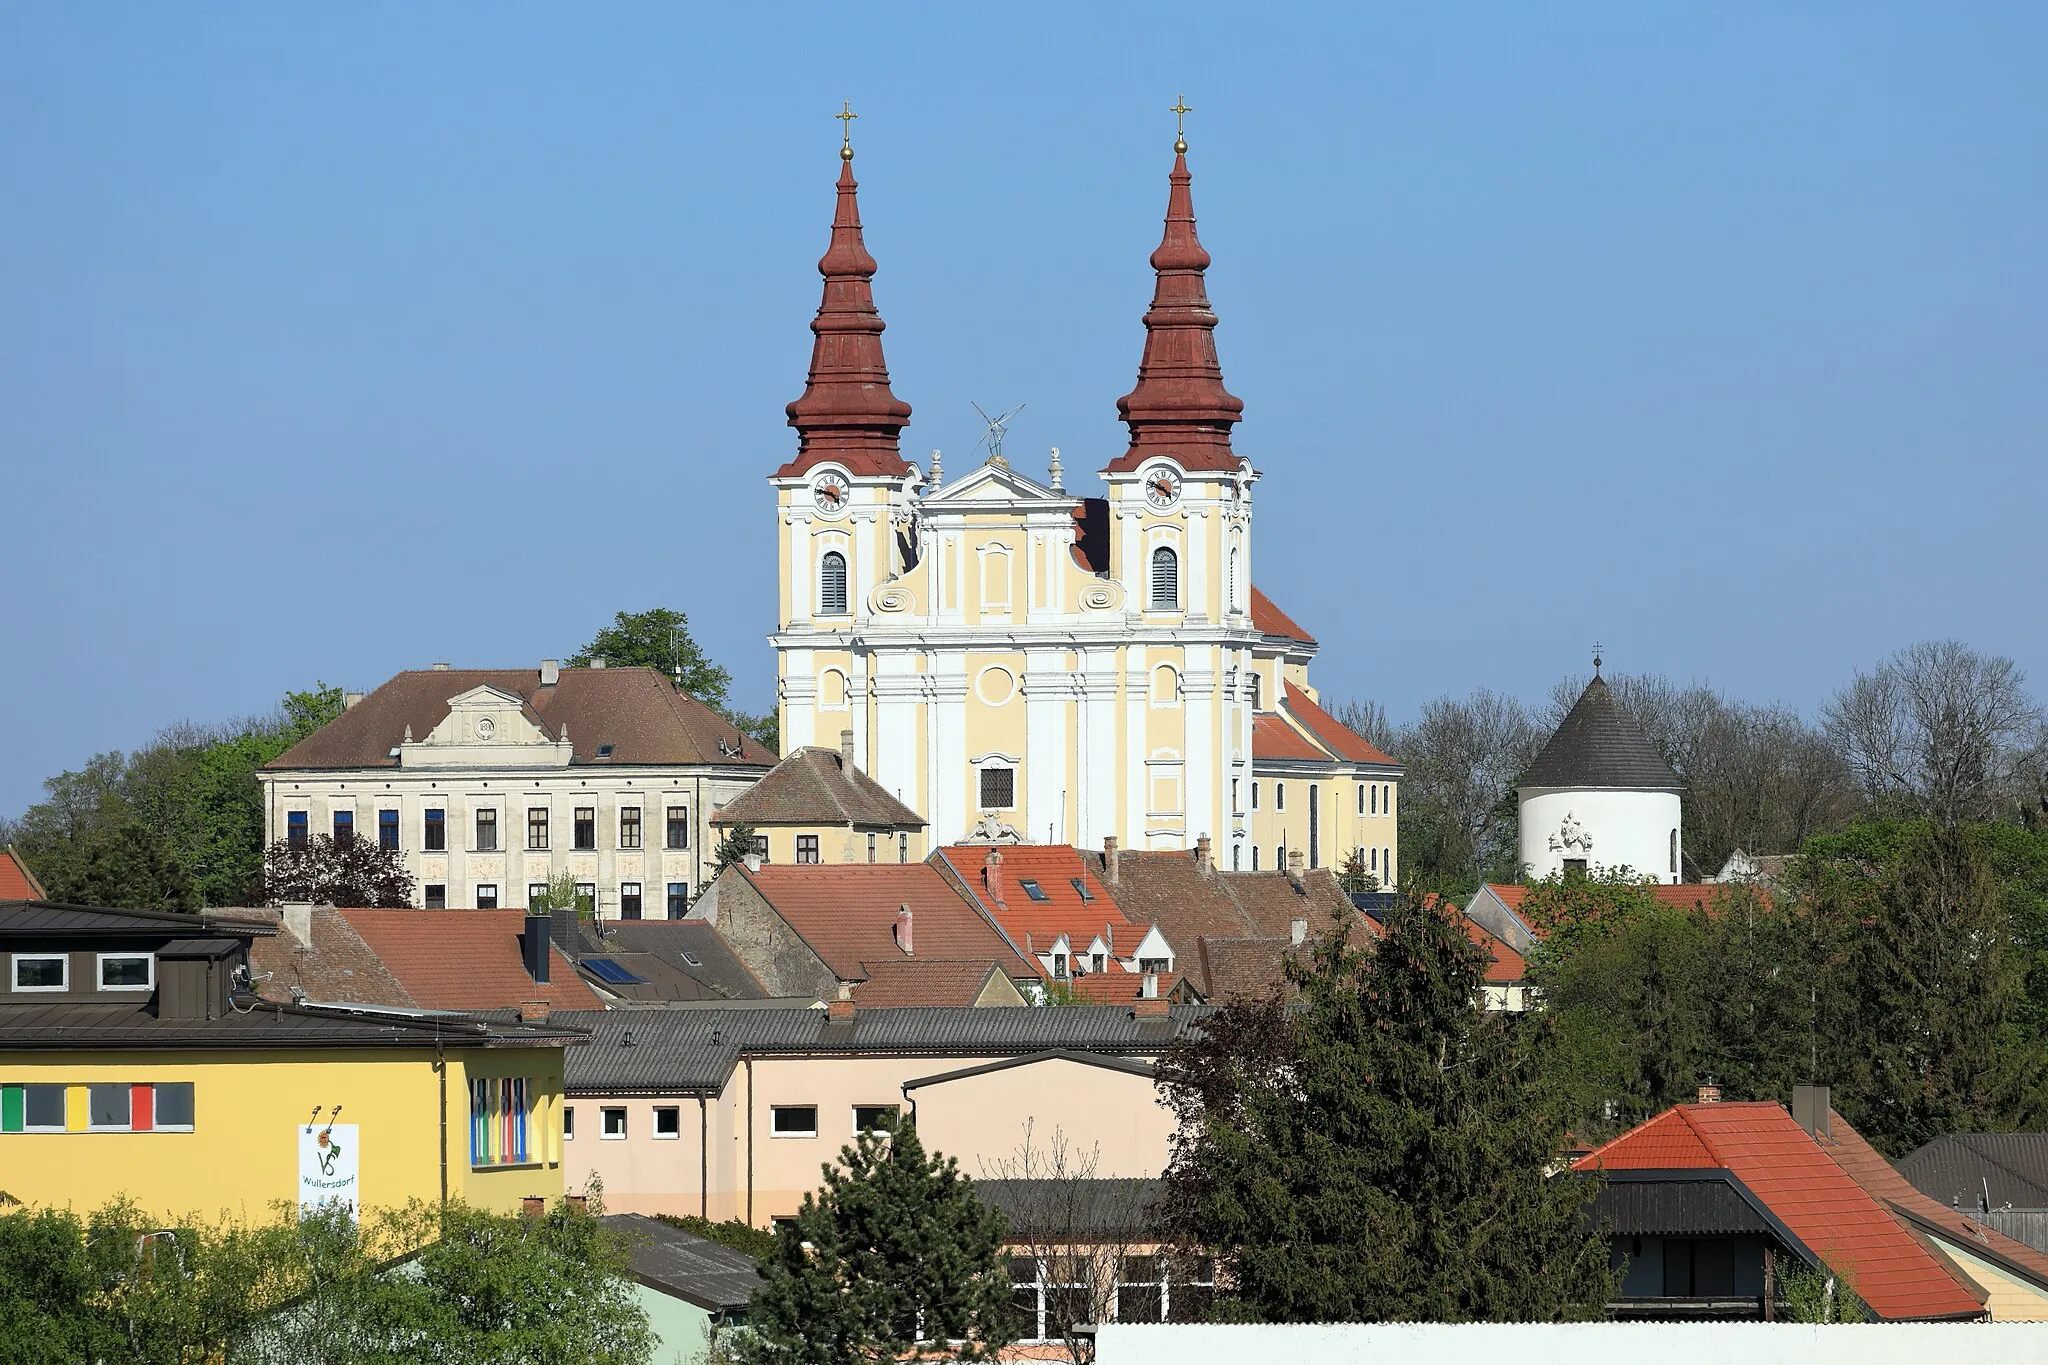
[1483, 882, 1731, 913]
[1253, 712, 1326, 761]
[933, 846, 1140, 977]
[0, 848, 46, 901]
[1064, 970, 1186, 1003]
[741, 864, 1037, 982]
[1574, 1103, 1988, 1320]
[1283, 682, 1396, 765]
[852, 960, 1015, 1008]
[1249, 586, 1315, 645]
[336, 909, 606, 1012]
[1462, 918, 1526, 984]
[247, 907, 417, 1007]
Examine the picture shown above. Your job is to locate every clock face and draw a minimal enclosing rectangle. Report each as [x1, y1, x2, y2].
[812, 472, 849, 514]
[1144, 468, 1182, 511]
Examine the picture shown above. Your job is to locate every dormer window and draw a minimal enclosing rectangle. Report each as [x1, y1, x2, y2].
[1051, 953, 1069, 980]
[12, 955, 67, 992]
[1092, 952, 1106, 973]
[1139, 956, 1170, 974]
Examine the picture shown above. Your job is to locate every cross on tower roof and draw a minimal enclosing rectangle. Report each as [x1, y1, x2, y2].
[836, 100, 857, 160]
[1593, 643, 1604, 676]
[1170, 94, 1192, 153]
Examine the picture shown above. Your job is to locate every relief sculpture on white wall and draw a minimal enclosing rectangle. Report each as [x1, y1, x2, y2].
[961, 812, 1024, 845]
[1548, 812, 1594, 855]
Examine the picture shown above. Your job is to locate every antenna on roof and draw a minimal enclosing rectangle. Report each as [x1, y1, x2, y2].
[972, 402, 1025, 463]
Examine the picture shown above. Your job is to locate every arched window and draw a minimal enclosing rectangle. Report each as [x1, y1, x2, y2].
[820, 669, 848, 709]
[1247, 671, 1262, 712]
[1149, 545, 1178, 611]
[1226, 547, 1240, 613]
[1151, 665, 1180, 706]
[1251, 845, 1260, 871]
[1669, 829, 1678, 878]
[819, 551, 848, 615]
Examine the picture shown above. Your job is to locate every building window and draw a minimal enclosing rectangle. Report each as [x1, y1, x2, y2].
[653, 1106, 680, 1139]
[1363, 784, 1371, 816]
[98, 954, 153, 991]
[332, 810, 354, 842]
[89, 1084, 131, 1131]
[1139, 956, 1169, 974]
[424, 884, 447, 910]
[819, 550, 849, 615]
[1171, 1256, 1218, 1322]
[1117, 1253, 1167, 1323]
[1020, 879, 1050, 903]
[0, 1083, 67, 1132]
[1151, 665, 1180, 706]
[795, 835, 821, 864]
[898, 832, 908, 863]
[979, 766, 1016, 811]
[287, 811, 308, 850]
[1012, 1255, 1090, 1344]
[1091, 951, 1106, 973]
[1670, 828, 1679, 878]
[1308, 785, 1320, 869]
[573, 807, 596, 851]
[853, 1104, 899, 1133]
[378, 809, 400, 850]
[1276, 782, 1286, 812]
[667, 883, 689, 918]
[12, 954, 68, 992]
[528, 882, 549, 907]
[423, 809, 446, 851]
[748, 835, 769, 862]
[666, 806, 689, 850]
[867, 832, 878, 863]
[575, 883, 597, 914]
[1071, 878, 1094, 903]
[474, 808, 498, 852]
[562, 1105, 575, 1141]
[601, 1107, 627, 1139]
[476, 884, 499, 910]
[1383, 847, 1393, 883]
[527, 807, 549, 850]
[469, 1077, 534, 1166]
[1247, 672, 1261, 712]
[1051, 953, 1069, 980]
[619, 807, 642, 850]
[1251, 846, 1259, 871]
[620, 883, 642, 920]
[771, 1105, 818, 1137]
[1148, 545, 1178, 611]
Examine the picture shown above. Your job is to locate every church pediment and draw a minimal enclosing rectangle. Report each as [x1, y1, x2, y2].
[922, 457, 1067, 509]
[402, 686, 572, 769]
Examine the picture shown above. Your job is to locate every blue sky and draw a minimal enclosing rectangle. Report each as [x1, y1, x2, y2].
[3, 3, 2044, 816]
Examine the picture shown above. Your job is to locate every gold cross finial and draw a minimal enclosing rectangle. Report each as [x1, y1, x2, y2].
[1170, 94, 1192, 153]
[836, 100, 857, 161]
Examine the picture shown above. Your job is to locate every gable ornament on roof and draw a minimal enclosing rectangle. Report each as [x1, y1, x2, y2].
[1548, 812, 1594, 855]
[961, 812, 1024, 845]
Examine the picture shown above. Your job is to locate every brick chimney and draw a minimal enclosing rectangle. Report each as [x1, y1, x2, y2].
[519, 1000, 551, 1024]
[1194, 834, 1211, 871]
[840, 728, 855, 765]
[893, 903, 914, 956]
[1103, 835, 1120, 884]
[1133, 989, 1170, 1020]
[1286, 848, 1306, 888]
[827, 982, 856, 1024]
[521, 1196, 546, 1219]
[1696, 1083, 1722, 1104]
[984, 848, 1006, 906]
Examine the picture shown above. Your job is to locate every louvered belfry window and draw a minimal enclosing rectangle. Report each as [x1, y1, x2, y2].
[1149, 546, 1178, 610]
[820, 551, 849, 615]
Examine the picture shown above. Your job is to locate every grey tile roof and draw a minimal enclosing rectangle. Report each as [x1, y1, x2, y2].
[972, 1179, 1162, 1238]
[555, 1004, 1211, 1094]
[1522, 675, 1682, 790]
[0, 902, 279, 938]
[1898, 1133, 2048, 1211]
[578, 921, 768, 1002]
[602, 1214, 763, 1310]
[0, 998, 583, 1051]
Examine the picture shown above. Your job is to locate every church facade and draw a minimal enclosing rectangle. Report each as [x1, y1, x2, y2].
[768, 128, 1400, 872]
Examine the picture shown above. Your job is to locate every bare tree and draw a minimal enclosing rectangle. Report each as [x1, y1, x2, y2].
[1824, 641, 2044, 826]
[978, 1122, 1158, 1363]
[1386, 689, 1545, 893]
[1332, 698, 1394, 755]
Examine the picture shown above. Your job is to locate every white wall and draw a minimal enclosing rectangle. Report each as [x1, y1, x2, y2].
[1093, 1323, 2048, 1365]
[1519, 787, 1682, 884]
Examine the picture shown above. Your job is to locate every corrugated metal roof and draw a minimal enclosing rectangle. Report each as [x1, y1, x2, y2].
[1898, 1133, 2048, 1212]
[602, 1214, 763, 1310]
[0, 998, 582, 1050]
[0, 902, 278, 937]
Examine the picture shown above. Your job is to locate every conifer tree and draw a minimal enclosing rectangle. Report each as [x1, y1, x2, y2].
[1155, 895, 1614, 1322]
[736, 1115, 1014, 1363]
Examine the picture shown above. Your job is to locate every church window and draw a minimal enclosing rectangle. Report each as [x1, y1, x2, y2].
[475, 808, 498, 852]
[620, 882, 642, 919]
[1149, 546, 1179, 611]
[423, 809, 446, 851]
[574, 807, 595, 850]
[980, 546, 1012, 611]
[528, 807, 549, 850]
[821, 669, 848, 708]
[819, 551, 849, 615]
[1151, 665, 1181, 706]
[1384, 847, 1392, 882]
[1308, 786, 1320, 869]
[1251, 846, 1259, 871]
[1670, 829, 1678, 878]
[1232, 779, 1241, 814]
[1227, 547, 1240, 612]
[979, 766, 1016, 811]
[1232, 844, 1241, 871]
[1247, 672, 1261, 712]
[619, 806, 642, 850]
[1370, 847, 1378, 872]
[795, 835, 821, 864]
[1251, 781, 1259, 810]
[1276, 783, 1286, 812]
[666, 806, 689, 850]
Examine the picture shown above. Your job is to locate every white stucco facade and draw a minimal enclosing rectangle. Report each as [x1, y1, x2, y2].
[1518, 786, 1683, 884]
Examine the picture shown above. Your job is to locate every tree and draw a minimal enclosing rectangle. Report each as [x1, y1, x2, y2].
[1337, 846, 1378, 894]
[529, 868, 589, 917]
[571, 608, 733, 710]
[1155, 897, 1614, 1322]
[1382, 690, 1544, 896]
[713, 825, 759, 873]
[737, 1114, 1015, 1363]
[258, 833, 415, 908]
[1332, 699, 1394, 756]
[1824, 640, 2044, 826]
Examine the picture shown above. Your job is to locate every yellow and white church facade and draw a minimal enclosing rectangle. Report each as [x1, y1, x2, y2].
[768, 126, 1401, 877]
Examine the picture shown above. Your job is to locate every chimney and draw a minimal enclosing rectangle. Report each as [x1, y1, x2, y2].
[744, 851, 762, 873]
[893, 903, 914, 956]
[1793, 1084, 1832, 1139]
[1290, 917, 1307, 948]
[565, 1194, 588, 1214]
[521, 1196, 546, 1220]
[549, 905, 582, 956]
[1141, 971, 1158, 999]
[540, 659, 560, 687]
[1286, 848, 1306, 887]
[522, 914, 551, 984]
[432, 661, 449, 671]
[590, 656, 607, 669]
[519, 1000, 551, 1024]
[1103, 835, 1120, 884]
[1696, 1083, 1722, 1105]
[1133, 992, 1170, 1020]
[281, 902, 314, 950]
[840, 728, 855, 765]
[343, 692, 365, 710]
[1194, 834, 1211, 871]
[984, 848, 1006, 905]
[827, 982, 857, 1024]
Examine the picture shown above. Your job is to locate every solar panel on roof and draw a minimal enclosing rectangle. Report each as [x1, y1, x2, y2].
[583, 958, 645, 985]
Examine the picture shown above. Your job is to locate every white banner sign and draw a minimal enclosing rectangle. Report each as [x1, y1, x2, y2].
[298, 1123, 359, 1215]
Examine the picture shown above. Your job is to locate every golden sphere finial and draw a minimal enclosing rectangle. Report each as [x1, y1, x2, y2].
[1170, 94, 1192, 154]
[841, 142, 854, 162]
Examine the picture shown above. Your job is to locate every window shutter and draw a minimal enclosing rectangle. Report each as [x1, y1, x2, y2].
[1150, 546, 1178, 610]
[820, 551, 849, 615]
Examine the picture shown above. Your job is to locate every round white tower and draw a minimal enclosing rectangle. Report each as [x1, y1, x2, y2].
[1518, 670, 1683, 883]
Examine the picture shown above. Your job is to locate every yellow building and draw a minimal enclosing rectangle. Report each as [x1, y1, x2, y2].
[0, 901, 579, 1219]
[767, 129, 1401, 873]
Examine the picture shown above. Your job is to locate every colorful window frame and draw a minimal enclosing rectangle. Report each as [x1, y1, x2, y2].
[469, 1076, 532, 1167]
[1, 1082, 193, 1133]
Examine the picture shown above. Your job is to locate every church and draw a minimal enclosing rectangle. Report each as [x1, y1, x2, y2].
[768, 117, 1401, 876]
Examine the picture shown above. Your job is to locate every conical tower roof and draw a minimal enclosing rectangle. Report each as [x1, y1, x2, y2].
[1522, 676, 1682, 790]
[779, 143, 913, 479]
[1105, 140, 1243, 474]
